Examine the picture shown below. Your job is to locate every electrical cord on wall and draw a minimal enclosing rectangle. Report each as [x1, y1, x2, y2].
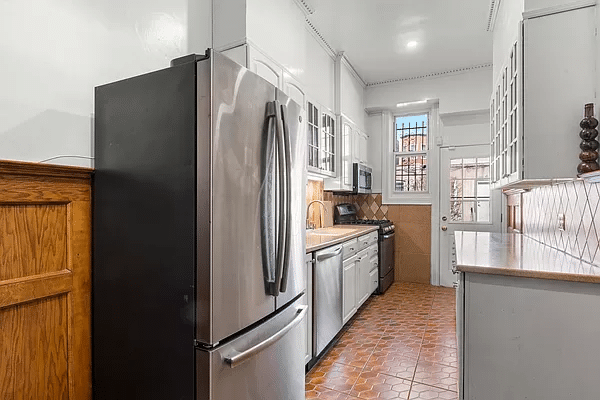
[37, 155, 94, 164]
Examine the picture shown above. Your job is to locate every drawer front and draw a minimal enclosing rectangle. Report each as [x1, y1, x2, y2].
[342, 238, 359, 260]
[367, 243, 378, 260]
[357, 231, 378, 251]
[369, 266, 378, 294]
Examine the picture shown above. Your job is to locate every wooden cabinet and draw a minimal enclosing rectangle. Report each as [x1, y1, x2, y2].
[304, 252, 313, 365]
[0, 161, 92, 400]
[491, 6, 596, 188]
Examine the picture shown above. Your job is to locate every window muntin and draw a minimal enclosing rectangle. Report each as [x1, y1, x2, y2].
[394, 114, 428, 192]
[449, 157, 491, 222]
[307, 102, 319, 169]
[320, 113, 335, 173]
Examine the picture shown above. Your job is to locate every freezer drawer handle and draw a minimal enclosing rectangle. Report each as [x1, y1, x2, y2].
[224, 305, 307, 368]
[316, 247, 342, 261]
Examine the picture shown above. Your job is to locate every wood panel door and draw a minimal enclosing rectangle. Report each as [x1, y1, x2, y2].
[0, 161, 92, 400]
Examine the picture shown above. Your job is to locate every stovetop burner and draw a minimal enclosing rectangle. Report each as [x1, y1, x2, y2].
[333, 203, 395, 234]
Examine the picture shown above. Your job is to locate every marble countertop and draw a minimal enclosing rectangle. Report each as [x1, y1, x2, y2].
[454, 231, 600, 283]
[306, 225, 378, 253]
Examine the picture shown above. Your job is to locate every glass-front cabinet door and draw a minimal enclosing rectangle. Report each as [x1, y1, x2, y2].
[307, 101, 320, 171]
[306, 100, 336, 177]
[321, 112, 335, 175]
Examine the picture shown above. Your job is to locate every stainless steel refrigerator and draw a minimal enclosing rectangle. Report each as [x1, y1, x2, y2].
[93, 50, 307, 400]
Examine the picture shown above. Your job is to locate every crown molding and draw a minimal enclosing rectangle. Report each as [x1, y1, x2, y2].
[487, 0, 502, 31]
[292, 0, 315, 17]
[340, 54, 367, 88]
[304, 18, 336, 59]
[366, 63, 492, 88]
[522, 0, 595, 19]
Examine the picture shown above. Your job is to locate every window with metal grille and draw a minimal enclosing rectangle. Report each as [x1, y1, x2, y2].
[394, 114, 428, 192]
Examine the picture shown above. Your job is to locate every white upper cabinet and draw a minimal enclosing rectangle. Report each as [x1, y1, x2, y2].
[307, 100, 336, 177]
[247, 46, 284, 89]
[283, 72, 306, 110]
[353, 128, 369, 166]
[324, 116, 354, 191]
[491, 5, 596, 187]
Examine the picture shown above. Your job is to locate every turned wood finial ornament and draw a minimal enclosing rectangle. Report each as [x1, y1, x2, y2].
[577, 103, 600, 174]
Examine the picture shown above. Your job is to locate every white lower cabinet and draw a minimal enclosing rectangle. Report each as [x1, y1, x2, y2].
[369, 258, 378, 294]
[342, 255, 358, 324]
[355, 249, 370, 307]
[341, 235, 379, 326]
[304, 252, 313, 365]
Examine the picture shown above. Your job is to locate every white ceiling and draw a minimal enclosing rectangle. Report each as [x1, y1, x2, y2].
[306, 0, 493, 84]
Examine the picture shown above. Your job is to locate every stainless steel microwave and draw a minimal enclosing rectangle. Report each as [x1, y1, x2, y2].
[353, 163, 372, 194]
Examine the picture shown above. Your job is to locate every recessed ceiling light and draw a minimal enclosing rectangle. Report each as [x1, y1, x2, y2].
[407, 41, 418, 49]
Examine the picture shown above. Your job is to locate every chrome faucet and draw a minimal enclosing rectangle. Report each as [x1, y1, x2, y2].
[306, 200, 327, 230]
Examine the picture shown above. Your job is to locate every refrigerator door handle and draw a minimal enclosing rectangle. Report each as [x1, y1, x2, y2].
[224, 305, 307, 368]
[261, 101, 282, 296]
[279, 104, 293, 293]
[272, 100, 287, 297]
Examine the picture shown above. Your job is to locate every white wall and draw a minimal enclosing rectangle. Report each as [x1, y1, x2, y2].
[440, 111, 490, 147]
[0, 0, 211, 167]
[367, 112, 384, 192]
[302, 32, 335, 112]
[365, 67, 492, 196]
[214, 0, 336, 112]
[212, 0, 245, 50]
[366, 67, 492, 115]
[492, 0, 523, 86]
[247, 0, 307, 81]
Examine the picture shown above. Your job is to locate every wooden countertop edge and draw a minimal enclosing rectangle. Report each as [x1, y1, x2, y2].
[456, 264, 600, 284]
[0, 159, 93, 179]
[306, 226, 379, 253]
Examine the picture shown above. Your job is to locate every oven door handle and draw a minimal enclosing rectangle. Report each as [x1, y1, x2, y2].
[382, 232, 395, 240]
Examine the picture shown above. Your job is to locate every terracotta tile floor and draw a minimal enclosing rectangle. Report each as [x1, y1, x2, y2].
[306, 282, 458, 399]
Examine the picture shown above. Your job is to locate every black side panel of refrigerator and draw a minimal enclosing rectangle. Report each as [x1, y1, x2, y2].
[93, 62, 196, 400]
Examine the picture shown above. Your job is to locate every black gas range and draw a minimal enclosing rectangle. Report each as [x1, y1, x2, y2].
[334, 204, 395, 294]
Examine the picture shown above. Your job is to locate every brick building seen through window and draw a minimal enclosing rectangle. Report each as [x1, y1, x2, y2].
[394, 114, 428, 192]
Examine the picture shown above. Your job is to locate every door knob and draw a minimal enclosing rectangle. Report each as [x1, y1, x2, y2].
[441, 226, 448, 231]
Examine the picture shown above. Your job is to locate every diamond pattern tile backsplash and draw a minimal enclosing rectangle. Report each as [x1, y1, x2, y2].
[522, 180, 600, 266]
[323, 192, 389, 220]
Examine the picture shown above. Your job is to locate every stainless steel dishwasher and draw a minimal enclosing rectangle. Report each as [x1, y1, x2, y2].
[313, 244, 343, 357]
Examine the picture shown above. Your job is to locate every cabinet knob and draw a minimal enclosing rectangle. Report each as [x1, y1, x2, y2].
[441, 226, 448, 231]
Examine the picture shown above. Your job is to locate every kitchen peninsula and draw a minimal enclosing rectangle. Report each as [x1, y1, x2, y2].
[454, 231, 600, 400]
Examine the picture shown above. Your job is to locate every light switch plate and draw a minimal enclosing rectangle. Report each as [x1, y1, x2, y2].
[558, 213, 566, 231]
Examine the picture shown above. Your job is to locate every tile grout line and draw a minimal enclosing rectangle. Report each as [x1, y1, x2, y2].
[406, 289, 436, 399]
[411, 288, 460, 396]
